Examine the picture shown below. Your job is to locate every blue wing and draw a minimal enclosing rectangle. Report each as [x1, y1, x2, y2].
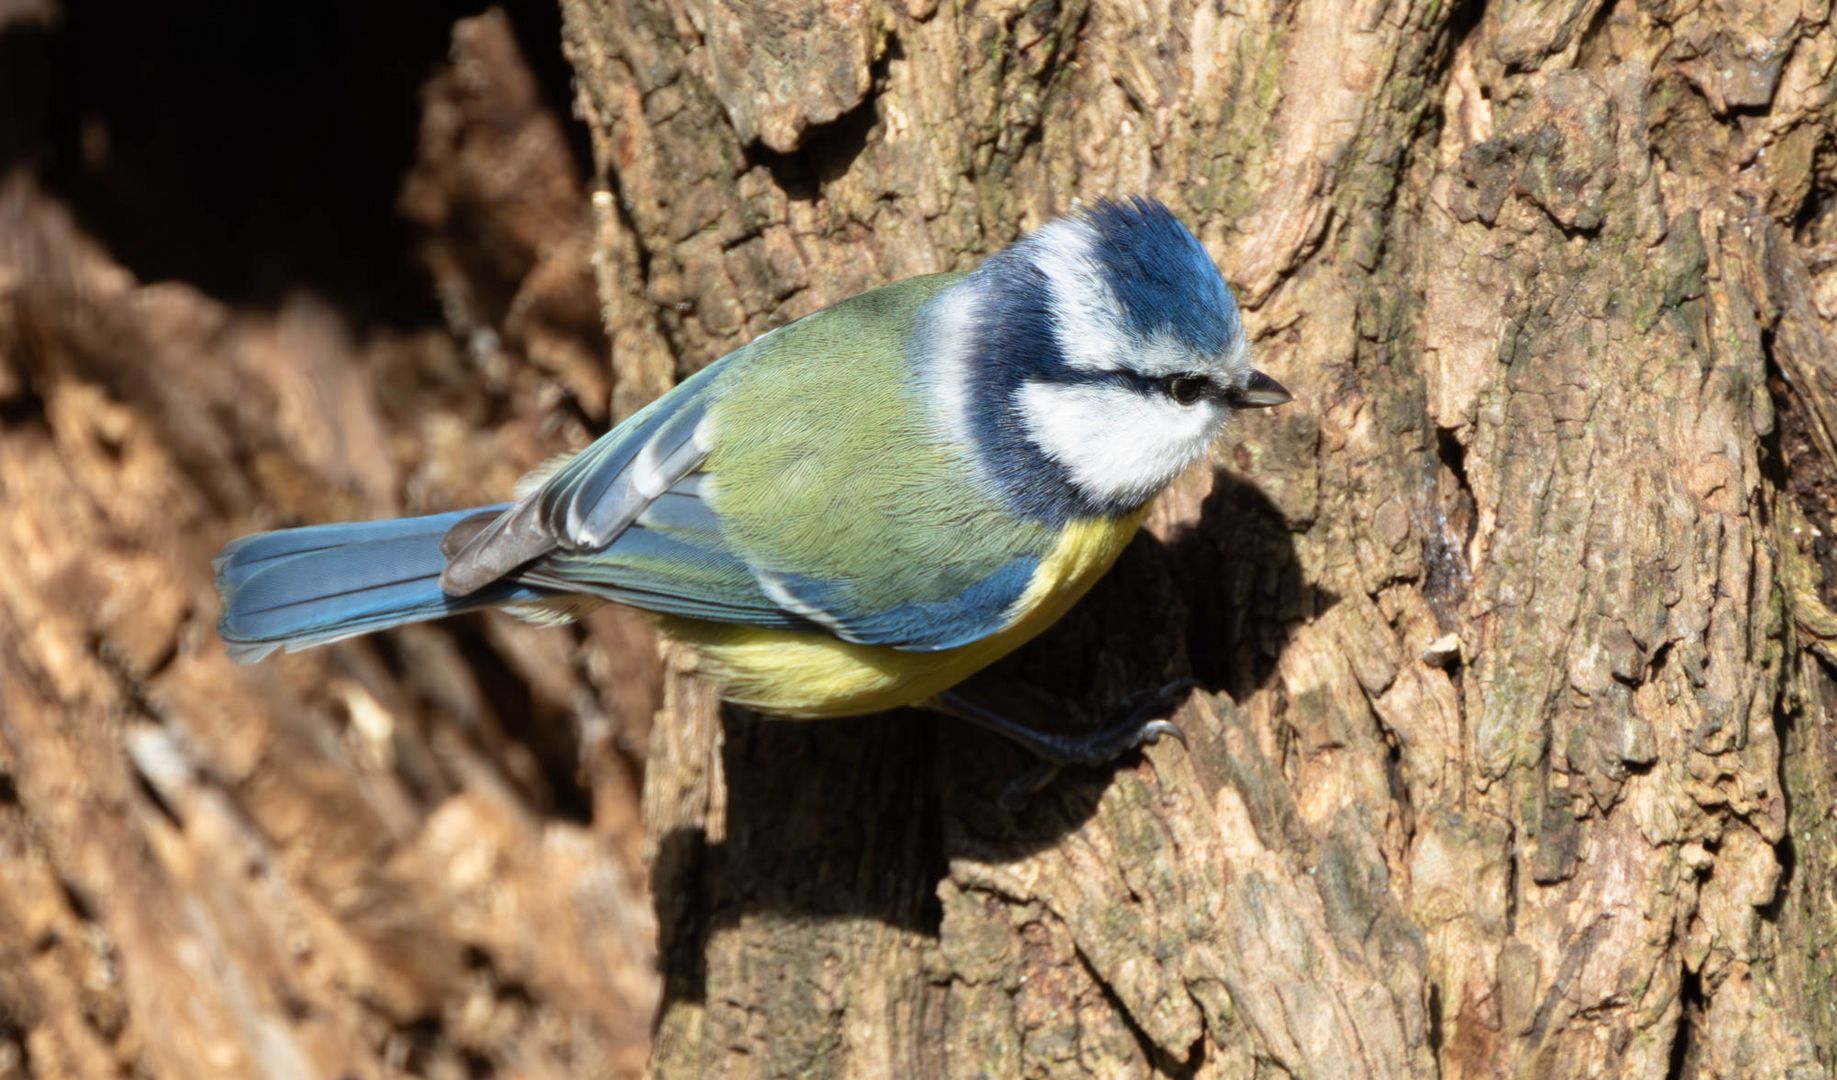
[439, 353, 733, 593]
[516, 468, 1040, 650]
[754, 557, 1039, 652]
[441, 300, 1041, 651]
[519, 474, 816, 630]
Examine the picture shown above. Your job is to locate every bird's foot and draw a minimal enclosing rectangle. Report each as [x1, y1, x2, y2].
[933, 678, 1195, 807]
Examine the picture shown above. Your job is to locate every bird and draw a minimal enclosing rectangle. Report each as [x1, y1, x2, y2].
[215, 196, 1290, 776]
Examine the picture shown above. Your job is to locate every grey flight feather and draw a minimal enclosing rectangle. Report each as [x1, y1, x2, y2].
[437, 498, 558, 595]
[437, 358, 726, 597]
[564, 390, 711, 544]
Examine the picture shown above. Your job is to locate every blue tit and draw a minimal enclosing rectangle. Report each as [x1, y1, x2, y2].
[216, 196, 1290, 758]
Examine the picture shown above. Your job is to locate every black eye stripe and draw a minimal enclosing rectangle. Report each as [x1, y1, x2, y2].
[1050, 368, 1218, 401]
[1043, 367, 1156, 394]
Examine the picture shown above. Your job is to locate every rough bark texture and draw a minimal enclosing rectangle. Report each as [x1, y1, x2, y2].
[0, 7, 661, 1077]
[556, 0, 1837, 1076]
[3, 1, 1837, 1078]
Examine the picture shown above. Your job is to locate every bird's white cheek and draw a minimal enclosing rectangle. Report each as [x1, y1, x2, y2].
[1018, 382, 1224, 507]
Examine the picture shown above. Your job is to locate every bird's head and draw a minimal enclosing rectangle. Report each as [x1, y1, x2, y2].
[920, 197, 1290, 522]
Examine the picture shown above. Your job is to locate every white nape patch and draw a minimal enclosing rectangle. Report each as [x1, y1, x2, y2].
[1018, 379, 1226, 507]
[1026, 217, 1197, 377]
[918, 283, 982, 447]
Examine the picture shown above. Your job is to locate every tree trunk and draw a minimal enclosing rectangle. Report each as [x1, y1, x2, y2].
[0, 7, 664, 1077]
[556, 0, 1837, 1076]
[2, 1, 1836, 1078]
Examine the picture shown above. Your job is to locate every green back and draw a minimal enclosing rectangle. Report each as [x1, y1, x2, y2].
[703, 274, 1057, 611]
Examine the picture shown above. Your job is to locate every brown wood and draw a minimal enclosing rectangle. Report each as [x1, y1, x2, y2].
[558, 0, 1837, 1075]
[2, 1, 1836, 1076]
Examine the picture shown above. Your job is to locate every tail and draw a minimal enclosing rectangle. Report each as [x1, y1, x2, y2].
[215, 505, 548, 663]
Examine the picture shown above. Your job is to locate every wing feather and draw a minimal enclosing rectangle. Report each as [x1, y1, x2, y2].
[438, 274, 1048, 652]
[753, 554, 1039, 652]
[551, 383, 715, 545]
[440, 359, 726, 594]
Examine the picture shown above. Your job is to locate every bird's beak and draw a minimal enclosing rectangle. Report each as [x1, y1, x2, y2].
[1233, 370, 1293, 408]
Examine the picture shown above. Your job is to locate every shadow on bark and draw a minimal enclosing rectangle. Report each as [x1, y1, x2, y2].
[650, 476, 1327, 1009]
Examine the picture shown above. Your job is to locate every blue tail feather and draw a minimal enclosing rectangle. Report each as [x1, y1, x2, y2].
[216, 506, 543, 662]
[214, 506, 511, 588]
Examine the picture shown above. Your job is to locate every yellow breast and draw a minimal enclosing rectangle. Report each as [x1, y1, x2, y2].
[657, 510, 1146, 718]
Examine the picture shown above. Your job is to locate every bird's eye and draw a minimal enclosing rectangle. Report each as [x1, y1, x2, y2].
[1164, 374, 1207, 405]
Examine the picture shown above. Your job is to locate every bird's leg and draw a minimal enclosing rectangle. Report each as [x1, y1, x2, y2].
[932, 679, 1194, 806]
[934, 684, 1192, 765]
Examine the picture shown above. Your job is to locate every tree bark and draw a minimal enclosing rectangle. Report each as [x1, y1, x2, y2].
[0, 8, 664, 1077]
[556, 0, 1837, 1076]
[2, 1, 1836, 1078]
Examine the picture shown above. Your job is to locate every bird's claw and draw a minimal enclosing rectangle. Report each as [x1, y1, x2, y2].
[994, 716, 1186, 809]
[1136, 717, 1188, 751]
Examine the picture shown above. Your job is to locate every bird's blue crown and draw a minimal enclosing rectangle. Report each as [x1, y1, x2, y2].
[1069, 196, 1242, 356]
[917, 197, 1250, 523]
